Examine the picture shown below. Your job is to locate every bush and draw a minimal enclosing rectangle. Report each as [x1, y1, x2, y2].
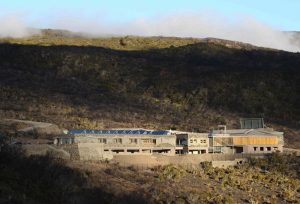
[157, 165, 186, 180]
[0, 145, 84, 203]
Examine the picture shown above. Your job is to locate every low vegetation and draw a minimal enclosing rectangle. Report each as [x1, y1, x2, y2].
[1, 141, 299, 203]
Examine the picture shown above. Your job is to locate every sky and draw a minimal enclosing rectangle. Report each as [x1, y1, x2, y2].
[1, 0, 299, 30]
[0, 0, 300, 51]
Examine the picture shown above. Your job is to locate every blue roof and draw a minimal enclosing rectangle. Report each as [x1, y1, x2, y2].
[68, 129, 169, 135]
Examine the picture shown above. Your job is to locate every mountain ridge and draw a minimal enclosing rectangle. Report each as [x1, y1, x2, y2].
[0, 31, 299, 147]
[0, 28, 277, 51]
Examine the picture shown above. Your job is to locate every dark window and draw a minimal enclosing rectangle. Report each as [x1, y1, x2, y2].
[260, 147, 264, 151]
[267, 147, 271, 151]
[99, 138, 107, 144]
[254, 147, 257, 151]
[61, 138, 73, 144]
[142, 139, 155, 144]
[114, 138, 122, 144]
[130, 138, 138, 144]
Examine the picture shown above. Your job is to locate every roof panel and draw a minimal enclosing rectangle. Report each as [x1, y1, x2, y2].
[68, 129, 169, 135]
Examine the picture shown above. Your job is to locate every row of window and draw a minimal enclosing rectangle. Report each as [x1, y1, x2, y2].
[189, 139, 207, 144]
[142, 139, 156, 144]
[253, 146, 278, 151]
[99, 138, 123, 144]
[58, 138, 74, 144]
[98, 138, 156, 144]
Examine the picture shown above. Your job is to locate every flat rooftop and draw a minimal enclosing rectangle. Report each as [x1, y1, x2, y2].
[68, 129, 170, 135]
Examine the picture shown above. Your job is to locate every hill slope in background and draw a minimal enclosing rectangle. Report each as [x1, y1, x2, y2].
[0, 30, 299, 147]
[0, 29, 267, 51]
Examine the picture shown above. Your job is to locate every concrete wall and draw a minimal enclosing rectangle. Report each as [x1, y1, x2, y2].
[187, 135, 208, 147]
[71, 134, 177, 156]
[74, 134, 176, 148]
[112, 154, 266, 168]
[77, 143, 113, 160]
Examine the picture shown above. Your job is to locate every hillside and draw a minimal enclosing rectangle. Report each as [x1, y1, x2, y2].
[1, 144, 299, 203]
[0, 30, 299, 147]
[0, 29, 265, 50]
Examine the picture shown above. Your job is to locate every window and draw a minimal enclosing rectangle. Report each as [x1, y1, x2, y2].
[200, 140, 207, 144]
[99, 138, 107, 144]
[190, 139, 193, 143]
[130, 138, 138, 144]
[114, 138, 122, 144]
[267, 147, 271, 151]
[194, 139, 197, 143]
[142, 139, 156, 144]
[254, 147, 258, 151]
[260, 147, 264, 151]
[61, 138, 73, 144]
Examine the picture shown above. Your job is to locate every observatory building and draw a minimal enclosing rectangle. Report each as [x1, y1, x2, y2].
[54, 118, 283, 160]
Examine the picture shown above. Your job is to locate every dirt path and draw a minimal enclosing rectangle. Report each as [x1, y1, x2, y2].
[283, 147, 300, 156]
[3, 119, 54, 132]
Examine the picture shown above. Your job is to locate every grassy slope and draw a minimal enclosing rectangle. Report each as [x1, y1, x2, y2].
[0, 31, 299, 147]
[0, 29, 260, 50]
[1, 145, 299, 203]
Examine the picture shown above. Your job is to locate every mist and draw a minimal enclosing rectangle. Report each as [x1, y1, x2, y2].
[0, 14, 40, 38]
[0, 11, 299, 52]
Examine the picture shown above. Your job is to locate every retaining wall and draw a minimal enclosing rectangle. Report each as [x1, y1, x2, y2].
[112, 153, 266, 168]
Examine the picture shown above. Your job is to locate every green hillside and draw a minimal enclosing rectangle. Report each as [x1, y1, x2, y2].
[0, 31, 299, 147]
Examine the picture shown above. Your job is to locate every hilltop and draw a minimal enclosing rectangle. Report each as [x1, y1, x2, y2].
[0, 28, 267, 50]
[0, 29, 299, 147]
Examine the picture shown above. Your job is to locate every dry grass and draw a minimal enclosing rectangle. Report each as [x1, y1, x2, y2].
[1, 146, 299, 203]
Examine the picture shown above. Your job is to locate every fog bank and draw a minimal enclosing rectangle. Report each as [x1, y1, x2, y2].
[0, 11, 298, 52]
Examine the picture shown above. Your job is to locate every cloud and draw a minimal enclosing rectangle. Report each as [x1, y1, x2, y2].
[0, 11, 298, 52]
[0, 14, 40, 38]
[116, 12, 299, 52]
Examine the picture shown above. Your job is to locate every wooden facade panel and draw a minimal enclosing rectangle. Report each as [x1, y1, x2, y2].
[233, 136, 278, 145]
[213, 136, 279, 146]
[213, 137, 233, 146]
